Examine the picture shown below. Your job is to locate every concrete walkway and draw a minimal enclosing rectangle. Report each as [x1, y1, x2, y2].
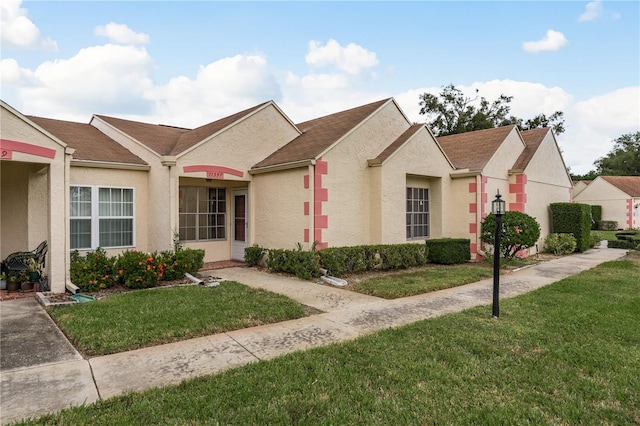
[0, 246, 628, 424]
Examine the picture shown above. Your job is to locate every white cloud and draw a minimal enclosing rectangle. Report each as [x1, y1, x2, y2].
[0, 58, 39, 86]
[578, 0, 603, 22]
[522, 30, 568, 53]
[0, 0, 57, 51]
[306, 39, 378, 74]
[13, 44, 155, 120]
[94, 22, 150, 45]
[147, 54, 282, 127]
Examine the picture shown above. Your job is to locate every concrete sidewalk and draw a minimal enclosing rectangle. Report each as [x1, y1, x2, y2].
[0, 246, 628, 424]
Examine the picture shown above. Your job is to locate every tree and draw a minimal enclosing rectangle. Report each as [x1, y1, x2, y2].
[418, 84, 565, 136]
[480, 211, 541, 258]
[593, 132, 640, 176]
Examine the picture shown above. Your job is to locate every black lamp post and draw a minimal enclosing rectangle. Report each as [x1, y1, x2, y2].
[491, 190, 506, 318]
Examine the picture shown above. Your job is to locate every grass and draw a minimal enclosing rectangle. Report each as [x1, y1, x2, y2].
[351, 264, 493, 298]
[25, 258, 640, 425]
[594, 230, 620, 241]
[47, 282, 307, 356]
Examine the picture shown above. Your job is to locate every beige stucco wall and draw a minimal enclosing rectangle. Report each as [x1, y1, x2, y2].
[522, 131, 572, 250]
[374, 129, 454, 244]
[322, 102, 411, 247]
[1, 104, 69, 293]
[251, 168, 309, 249]
[69, 166, 150, 257]
[573, 178, 636, 230]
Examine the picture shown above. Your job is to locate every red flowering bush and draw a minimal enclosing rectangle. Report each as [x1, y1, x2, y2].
[70, 248, 115, 292]
[115, 250, 163, 289]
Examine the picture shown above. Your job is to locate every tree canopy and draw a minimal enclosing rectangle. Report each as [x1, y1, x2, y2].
[593, 131, 640, 176]
[418, 84, 565, 137]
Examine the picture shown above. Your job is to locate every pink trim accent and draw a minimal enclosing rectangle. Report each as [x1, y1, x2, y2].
[516, 174, 527, 184]
[627, 199, 633, 229]
[314, 173, 322, 188]
[315, 188, 328, 202]
[509, 202, 525, 212]
[315, 159, 328, 175]
[509, 183, 525, 193]
[468, 182, 477, 193]
[481, 176, 488, 184]
[470, 243, 477, 254]
[315, 215, 328, 229]
[469, 223, 477, 233]
[481, 193, 488, 203]
[303, 202, 309, 216]
[1, 138, 56, 159]
[304, 229, 310, 242]
[183, 165, 243, 178]
[469, 203, 477, 213]
[303, 175, 309, 189]
[516, 193, 527, 203]
[314, 202, 322, 215]
[316, 242, 328, 250]
[314, 229, 323, 243]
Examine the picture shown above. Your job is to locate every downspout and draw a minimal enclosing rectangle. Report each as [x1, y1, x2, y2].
[64, 146, 76, 293]
[162, 157, 178, 249]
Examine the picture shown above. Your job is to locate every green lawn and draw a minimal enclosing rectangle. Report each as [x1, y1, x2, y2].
[48, 282, 308, 356]
[352, 264, 493, 298]
[28, 258, 640, 425]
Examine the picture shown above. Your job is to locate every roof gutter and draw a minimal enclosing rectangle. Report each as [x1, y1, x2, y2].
[249, 159, 316, 175]
[449, 169, 482, 179]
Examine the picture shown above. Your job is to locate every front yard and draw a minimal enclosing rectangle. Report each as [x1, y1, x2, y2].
[28, 257, 640, 425]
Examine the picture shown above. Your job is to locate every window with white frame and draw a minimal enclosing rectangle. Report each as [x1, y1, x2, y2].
[406, 187, 429, 239]
[179, 187, 226, 241]
[70, 186, 134, 250]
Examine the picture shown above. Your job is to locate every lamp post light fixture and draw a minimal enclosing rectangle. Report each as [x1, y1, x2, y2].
[491, 190, 506, 318]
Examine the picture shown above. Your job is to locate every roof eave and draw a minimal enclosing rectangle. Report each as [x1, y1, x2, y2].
[249, 159, 315, 175]
[71, 159, 151, 171]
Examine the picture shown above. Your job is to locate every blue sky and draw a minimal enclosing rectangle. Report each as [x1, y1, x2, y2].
[2, 1, 638, 174]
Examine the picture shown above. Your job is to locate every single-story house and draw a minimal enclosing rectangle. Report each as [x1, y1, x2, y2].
[1, 98, 572, 293]
[573, 176, 640, 230]
[571, 180, 591, 197]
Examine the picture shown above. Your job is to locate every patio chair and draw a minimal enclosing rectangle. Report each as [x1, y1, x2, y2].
[1, 241, 48, 275]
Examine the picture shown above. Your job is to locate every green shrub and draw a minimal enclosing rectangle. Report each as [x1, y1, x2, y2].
[481, 211, 541, 258]
[590, 231, 605, 248]
[550, 203, 592, 252]
[597, 220, 618, 231]
[265, 249, 320, 279]
[543, 233, 577, 255]
[608, 239, 636, 249]
[425, 239, 470, 264]
[376, 244, 428, 270]
[590, 205, 602, 229]
[615, 230, 639, 241]
[317, 246, 375, 276]
[175, 248, 205, 275]
[70, 248, 115, 292]
[244, 246, 265, 267]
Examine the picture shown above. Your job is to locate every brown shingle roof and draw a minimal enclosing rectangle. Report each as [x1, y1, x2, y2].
[373, 124, 424, 164]
[27, 116, 147, 165]
[437, 125, 517, 171]
[513, 127, 549, 170]
[253, 98, 391, 169]
[95, 102, 270, 156]
[94, 115, 189, 156]
[601, 176, 640, 197]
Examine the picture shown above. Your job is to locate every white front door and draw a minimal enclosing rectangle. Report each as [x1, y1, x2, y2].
[231, 189, 248, 261]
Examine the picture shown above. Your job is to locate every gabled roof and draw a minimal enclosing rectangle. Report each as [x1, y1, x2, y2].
[513, 127, 549, 170]
[372, 124, 424, 164]
[437, 125, 517, 171]
[600, 176, 640, 197]
[27, 116, 147, 165]
[253, 98, 391, 169]
[95, 102, 269, 156]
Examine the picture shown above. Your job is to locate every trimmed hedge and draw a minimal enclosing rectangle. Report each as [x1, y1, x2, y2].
[244, 246, 265, 267]
[316, 246, 378, 277]
[425, 239, 470, 264]
[608, 239, 637, 249]
[590, 205, 602, 230]
[550, 202, 592, 252]
[265, 249, 321, 280]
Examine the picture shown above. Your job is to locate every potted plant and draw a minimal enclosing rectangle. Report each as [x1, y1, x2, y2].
[7, 271, 22, 293]
[0, 272, 6, 290]
[27, 258, 41, 282]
